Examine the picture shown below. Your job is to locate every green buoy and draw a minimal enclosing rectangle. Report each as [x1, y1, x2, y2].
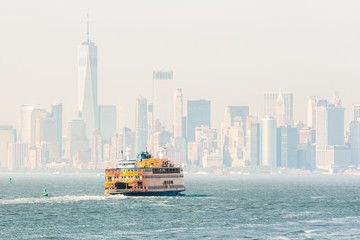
[43, 188, 48, 197]
[9, 178, 12, 184]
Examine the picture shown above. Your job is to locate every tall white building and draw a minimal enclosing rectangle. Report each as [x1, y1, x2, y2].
[260, 117, 277, 167]
[174, 88, 183, 138]
[20, 104, 35, 143]
[264, 91, 293, 127]
[78, 17, 98, 141]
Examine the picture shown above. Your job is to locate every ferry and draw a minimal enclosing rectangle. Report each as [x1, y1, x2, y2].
[105, 152, 185, 196]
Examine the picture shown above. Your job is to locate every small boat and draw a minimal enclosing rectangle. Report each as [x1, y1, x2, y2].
[43, 188, 48, 197]
[9, 178, 12, 184]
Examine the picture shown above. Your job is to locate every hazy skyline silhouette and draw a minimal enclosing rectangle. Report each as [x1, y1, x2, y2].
[1, 1, 360, 130]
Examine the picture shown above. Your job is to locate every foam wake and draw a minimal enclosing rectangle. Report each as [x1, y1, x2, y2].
[0, 194, 126, 205]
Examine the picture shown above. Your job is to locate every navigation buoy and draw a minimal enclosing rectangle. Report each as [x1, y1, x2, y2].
[9, 178, 12, 184]
[43, 188, 48, 197]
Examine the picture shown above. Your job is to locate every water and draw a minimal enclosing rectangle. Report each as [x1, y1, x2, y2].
[1, 173, 360, 239]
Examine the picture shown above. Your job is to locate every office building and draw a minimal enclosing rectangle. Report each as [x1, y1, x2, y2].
[8, 143, 28, 170]
[135, 98, 148, 154]
[0, 126, 16, 169]
[20, 104, 35, 143]
[174, 88, 183, 138]
[354, 104, 360, 121]
[349, 120, 360, 166]
[264, 91, 293, 127]
[277, 126, 297, 168]
[187, 100, 211, 141]
[78, 17, 98, 141]
[315, 96, 350, 170]
[260, 117, 277, 167]
[307, 96, 317, 128]
[51, 102, 62, 156]
[99, 105, 116, 143]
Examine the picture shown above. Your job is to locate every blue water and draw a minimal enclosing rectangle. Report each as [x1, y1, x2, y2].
[1, 173, 360, 239]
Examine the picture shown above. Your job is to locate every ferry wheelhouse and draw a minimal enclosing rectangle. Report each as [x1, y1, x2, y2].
[105, 152, 185, 196]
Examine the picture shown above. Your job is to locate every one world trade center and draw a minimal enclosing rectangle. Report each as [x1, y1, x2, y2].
[78, 16, 98, 141]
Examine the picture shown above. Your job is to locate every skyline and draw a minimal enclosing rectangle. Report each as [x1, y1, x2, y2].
[1, 1, 360, 131]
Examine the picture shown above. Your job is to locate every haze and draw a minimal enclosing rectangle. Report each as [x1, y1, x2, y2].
[1, 0, 360, 129]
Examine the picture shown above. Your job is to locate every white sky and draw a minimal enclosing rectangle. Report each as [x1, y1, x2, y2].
[0, 0, 360, 132]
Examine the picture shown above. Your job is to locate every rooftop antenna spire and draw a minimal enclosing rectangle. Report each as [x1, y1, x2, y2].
[86, 14, 90, 43]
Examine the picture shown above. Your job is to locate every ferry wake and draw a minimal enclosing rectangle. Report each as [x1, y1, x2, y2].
[105, 152, 185, 196]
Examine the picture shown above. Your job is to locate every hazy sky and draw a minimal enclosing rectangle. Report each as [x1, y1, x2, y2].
[1, 1, 360, 131]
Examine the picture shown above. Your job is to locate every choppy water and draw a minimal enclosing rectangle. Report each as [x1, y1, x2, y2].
[1, 173, 360, 239]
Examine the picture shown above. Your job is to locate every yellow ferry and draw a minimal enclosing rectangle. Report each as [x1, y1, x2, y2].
[105, 152, 185, 196]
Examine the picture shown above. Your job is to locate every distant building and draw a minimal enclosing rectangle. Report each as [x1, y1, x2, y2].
[174, 88, 183, 138]
[245, 116, 259, 166]
[187, 100, 211, 141]
[147, 103, 154, 141]
[349, 120, 360, 167]
[91, 130, 103, 168]
[8, 143, 28, 170]
[135, 98, 148, 154]
[153, 71, 174, 132]
[30, 105, 48, 145]
[264, 91, 293, 127]
[19, 104, 35, 143]
[0, 126, 16, 169]
[121, 127, 139, 158]
[224, 106, 249, 136]
[51, 102, 62, 156]
[277, 126, 297, 168]
[64, 118, 89, 166]
[35, 117, 59, 161]
[260, 117, 277, 167]
[315, 94, 350, 170]
[99, 105, 116, 143]
[307, 96, 317, 128]
[78, 17, 98, 141]
[354, 104, 360, 121]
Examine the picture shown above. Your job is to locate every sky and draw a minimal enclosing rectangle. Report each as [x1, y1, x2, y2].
[1, 0, 360, 132]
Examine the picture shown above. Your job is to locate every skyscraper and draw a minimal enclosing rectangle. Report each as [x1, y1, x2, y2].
[245, 116, 259, 166]
[260, 117, 277, 167]
[8, 143, 28, 170]
[0, 126, 16, 169]
[152, 71, 173, 132]
[51, 102, 62, 156]
[78, 17, 98, 141]
[354, 104, 360, 121]
[20, 104, 35, 143]
[315, 95, 350, 170]
[30, 105, 49, 145]
[174, 88, 183, 138]
[147, 103, 154, 140]
[264, 91, 293, 127]
[187, 100, 211, 141]
[349, 120, 360, 166]
[307, 96, 317, 128]
[64, 118, 89, 163]
[276, 126, 297, 168]
[135, 98, 148, 154]
[98, 105, 117, 143]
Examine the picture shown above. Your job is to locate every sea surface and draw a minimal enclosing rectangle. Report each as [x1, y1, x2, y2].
[1, 173, 360, 239]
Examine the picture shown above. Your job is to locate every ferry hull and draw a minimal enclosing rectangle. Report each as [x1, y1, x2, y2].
[107, 190, 184, 196]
